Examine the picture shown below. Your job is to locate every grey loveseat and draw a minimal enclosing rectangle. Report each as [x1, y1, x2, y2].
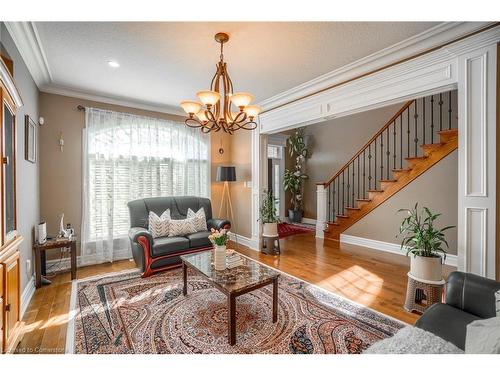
[128, 196, 230, 277]
[415, 271, 500, 350]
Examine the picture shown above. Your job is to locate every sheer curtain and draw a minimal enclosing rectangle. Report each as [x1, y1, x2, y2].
[81, 107, 209, 264]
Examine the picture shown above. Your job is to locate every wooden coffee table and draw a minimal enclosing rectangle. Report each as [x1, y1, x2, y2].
[181, 250, 280, 346]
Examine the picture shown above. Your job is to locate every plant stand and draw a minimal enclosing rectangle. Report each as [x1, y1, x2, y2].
[404, 272, 445, 314]
[261, 235, 280, 255]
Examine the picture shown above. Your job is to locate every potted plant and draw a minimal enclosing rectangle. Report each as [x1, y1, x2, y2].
[284, 128, 310, 222]
[260, 190, 280, 237]
[208, 228, 231, 270]
[398, 203, 455, 281]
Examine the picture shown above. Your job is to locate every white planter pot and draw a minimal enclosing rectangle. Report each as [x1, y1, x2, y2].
[214, 245, 226, 271]
[410, 255, 443, 281]
[263, 223, 278, 237]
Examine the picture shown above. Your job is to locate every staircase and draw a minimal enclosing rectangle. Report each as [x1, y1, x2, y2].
[319, 91, 458, 241]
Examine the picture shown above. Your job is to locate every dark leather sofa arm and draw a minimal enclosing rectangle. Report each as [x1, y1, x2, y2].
[129, 227, 153, 244]
[207, 218, 231, 231]
[445, 271, 500, 319]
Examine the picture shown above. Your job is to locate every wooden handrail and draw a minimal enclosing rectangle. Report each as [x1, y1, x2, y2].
[319, 100, 415, 187]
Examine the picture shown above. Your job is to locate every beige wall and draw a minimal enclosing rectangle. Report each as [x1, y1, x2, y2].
[345, 150, 458, 255]
[296, 103, 402, 219]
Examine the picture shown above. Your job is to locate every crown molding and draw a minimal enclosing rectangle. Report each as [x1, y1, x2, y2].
[258, 22, 496, 112]
[0, 58, 23, 108]
[4, 21, 52, 86]
[40, 83, 185, 116]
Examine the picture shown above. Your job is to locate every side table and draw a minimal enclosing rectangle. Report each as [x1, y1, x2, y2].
[261, 235, 280, 255]
[33, 237, 77, 288]
[404, 272, 445, 314]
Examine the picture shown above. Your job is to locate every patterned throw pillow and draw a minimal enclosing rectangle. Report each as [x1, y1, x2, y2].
[187, 207, 208, 232]
[168, 217, 197, 237]
[148, 209, 171, 238]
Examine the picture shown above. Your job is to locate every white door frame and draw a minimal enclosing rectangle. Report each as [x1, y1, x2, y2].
[251, 26, 500, 279]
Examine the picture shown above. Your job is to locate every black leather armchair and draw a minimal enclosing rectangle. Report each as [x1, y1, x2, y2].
[127, 196, 230, 277]
[415, 271, 500, 350]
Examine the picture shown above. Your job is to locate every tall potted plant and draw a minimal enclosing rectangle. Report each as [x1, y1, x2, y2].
[284, 128, 310, 222]
[260, 190, 280, 237]
[398, 203, 455, 281]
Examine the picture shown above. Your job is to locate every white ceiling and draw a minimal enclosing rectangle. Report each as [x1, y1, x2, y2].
[33, 22, 440, 113]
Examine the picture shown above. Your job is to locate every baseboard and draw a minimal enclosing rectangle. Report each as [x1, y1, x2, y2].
[340, 234, 458, 267]
[20, 275, 35, 318]
[229, 233, 259, 252]
[301, 217, 317, 225]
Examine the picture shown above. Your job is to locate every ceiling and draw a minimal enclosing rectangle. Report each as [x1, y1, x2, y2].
[32, 22, 440, 114]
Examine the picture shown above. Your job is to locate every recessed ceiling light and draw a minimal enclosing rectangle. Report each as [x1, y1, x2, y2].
[107, 60, 120, 68]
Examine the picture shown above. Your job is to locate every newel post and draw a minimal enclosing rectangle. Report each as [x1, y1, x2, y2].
[316, 184, 327, 239]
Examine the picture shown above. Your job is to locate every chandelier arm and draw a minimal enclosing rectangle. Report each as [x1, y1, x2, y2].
[238, 120, 258, 130]
[185, 117, 204, 129]
[213, 64, 222, 121]
[232, 111, 247, 124]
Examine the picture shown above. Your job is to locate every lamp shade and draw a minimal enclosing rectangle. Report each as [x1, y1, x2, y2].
[216, 166, 236, 182]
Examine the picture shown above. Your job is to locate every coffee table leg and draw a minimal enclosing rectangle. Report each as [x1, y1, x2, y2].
[228, 293, 236, 345]
[273, 277, 278, 323]
[182, 262, 188, 296]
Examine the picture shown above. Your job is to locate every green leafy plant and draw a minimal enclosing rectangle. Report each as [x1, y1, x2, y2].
[284, 168, 308, 211]
[259, 190, 280, 223]
[397, 203, 455, 259]
[284, 128, 310, 211]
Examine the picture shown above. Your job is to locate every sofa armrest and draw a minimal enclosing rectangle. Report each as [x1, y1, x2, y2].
[129, 227, 153, 244]
[445, 271, 500, 319]
[207, 218, 231, 231]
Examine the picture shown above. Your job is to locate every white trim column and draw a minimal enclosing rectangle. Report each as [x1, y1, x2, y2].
[456, 44, 497, 278]
[316, 184, 327, 238]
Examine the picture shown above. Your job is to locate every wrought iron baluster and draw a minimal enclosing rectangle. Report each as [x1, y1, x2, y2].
[393, 121, 396, 172]
[407, 107, 410, 158]
[328, 184, 331, 222]
[368, 144, 372, 190]
[357, 156, 360, 200]
[400, 115, 403, 169]
[374, 137, 377, 190]
[337, 178, 340, 221]
[414, 99, 418, 157]
[431, 95, 435, 143]
[423, 96, 426, 145]
[363, 149, 366, 199]
[448, 91, 452, 130]
[352, 161, 355, 206]
[386, 127, 390, 179]
[342, 171, 345, 215]
[380, 133, 384, 184]
[439, 93, 443, 131]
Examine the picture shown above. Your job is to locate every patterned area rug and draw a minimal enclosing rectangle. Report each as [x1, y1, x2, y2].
[68, 267, 404, 354]
[278, 222, 315, 238]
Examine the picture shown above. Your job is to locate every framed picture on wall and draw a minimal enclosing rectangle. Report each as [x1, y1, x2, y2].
[25, 114, 36, 163]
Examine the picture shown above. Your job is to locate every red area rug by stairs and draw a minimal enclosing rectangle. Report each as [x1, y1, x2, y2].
[278, 223, 315, 238]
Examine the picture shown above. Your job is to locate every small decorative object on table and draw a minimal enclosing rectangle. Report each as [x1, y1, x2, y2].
[208, 227, 231, 271]
[226, 251, 243, 269]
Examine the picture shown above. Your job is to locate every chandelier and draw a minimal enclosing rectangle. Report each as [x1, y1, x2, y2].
[180, 32, 261, 134]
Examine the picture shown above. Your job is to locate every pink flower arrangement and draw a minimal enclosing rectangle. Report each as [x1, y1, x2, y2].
[208, 228, 231, 246]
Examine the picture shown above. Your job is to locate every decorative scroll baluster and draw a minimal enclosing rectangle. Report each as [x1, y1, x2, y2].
[342, 171, 345, 216]
[400, 115, 403, 169]
[393, 121, 396, 171]
[407, 107, 410, 158]
[368, 144, 372, 190]
[374, 137, 377, 190]
[357, 156, 360, 200]
[363, 149, 366, 199]
[386, 127, 390, 179]
[448, 91, 452, 130]
[347, 164, 350, 208]
[439, 93, 443, 131]
[414, 99, 418, 157]
[352, 161, 355, 207]
[431, 95, 435, 143]
[380, 134, 384, 184]
[423, 97, 426, 145]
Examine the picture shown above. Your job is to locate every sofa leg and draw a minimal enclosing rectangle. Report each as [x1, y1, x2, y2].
[137, 236, 154, 278]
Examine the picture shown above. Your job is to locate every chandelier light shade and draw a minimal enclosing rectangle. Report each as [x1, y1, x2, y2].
[180, 32, 261, 134]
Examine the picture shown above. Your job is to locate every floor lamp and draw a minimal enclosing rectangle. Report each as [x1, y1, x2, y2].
[216, 166, 236, 227]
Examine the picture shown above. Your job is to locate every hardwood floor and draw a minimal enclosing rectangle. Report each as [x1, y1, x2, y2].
[16, 233, 455, 354]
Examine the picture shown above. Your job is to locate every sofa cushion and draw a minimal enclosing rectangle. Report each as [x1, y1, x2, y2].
[187, 207, 208, 232]
[168, 217, 197, 237]
[186, 231, 212, 248]
[152, 236, 190, 257]
[415, 303, 479, 350]
[149, 209, 170, 238]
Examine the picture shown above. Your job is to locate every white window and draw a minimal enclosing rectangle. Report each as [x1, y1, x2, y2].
[81, 107, 209, 263]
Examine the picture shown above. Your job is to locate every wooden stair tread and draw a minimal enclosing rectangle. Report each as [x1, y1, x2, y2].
[336, 215, 349, 219]
[345, 207, 360, 210]
[367, 189, 384, 193]
[405, 156, 427, 161]
[392, 168, 411, 172]
[356, 198, 371, 202]
[379, 179, 397, 182]
[437, 129, 458, 135]
[421, 143, 444, 149]
[327, 222, 340, 226]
